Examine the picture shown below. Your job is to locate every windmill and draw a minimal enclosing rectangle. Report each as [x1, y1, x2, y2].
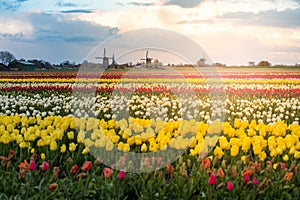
[110, 54, 118, 69]
[197, 52, 207, 66]
[140, 51, 153, 67]
[95, 48, 113, 68]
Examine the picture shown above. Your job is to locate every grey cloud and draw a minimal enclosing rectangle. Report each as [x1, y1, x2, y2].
[0, 12, 120, 63]
[127, 1, 155, 6]
[56, 1, 78, 7]
[5, 12, 119, 43]
[164, 0, 203, 8]
[35, 13, 117, 42]
[0, 32, 25, 39]
[60, 9, 93, 13]
[116, 2, 124, 6]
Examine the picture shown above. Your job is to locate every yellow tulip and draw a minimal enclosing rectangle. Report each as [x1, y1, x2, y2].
[123, 143, 130, 152]
[50, 140, 58, 151]
[219, 136, 230, 150]
[283, 154, 289, 161]
[111, 135, 120, 143]
[69, 143, 77, 152]
[106, 141, 114, 151]
[118, 142, 124, 151]
[214, 146, 224, 159]
[67, 131, 74, 140]
[60, 144, 66, 153]
[15, 135, 23, 144]
[241, 137, 251, 152]
[253, 144, 262, 155]
[30, 148, 35, 153]
[259, 151, 267, 161]
[19, 141, 27, 148]
[82, 147, 89, 155]
[230, 145, 239, 157]
[1, 133, 11, 144]
[141, 143, 148, 152]
[294, 151, 300, 159]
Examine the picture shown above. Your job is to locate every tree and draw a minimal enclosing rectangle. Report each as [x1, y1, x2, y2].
[258, 60, 271, 67]
[0, 51, 16, 65]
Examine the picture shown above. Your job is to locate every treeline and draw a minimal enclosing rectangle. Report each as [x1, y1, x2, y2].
[0, 51, 80, 71]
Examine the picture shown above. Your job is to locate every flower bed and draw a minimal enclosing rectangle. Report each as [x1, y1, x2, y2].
[0, 70, 300, 199]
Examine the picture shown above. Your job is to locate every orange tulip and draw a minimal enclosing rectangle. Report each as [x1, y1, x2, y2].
[70, 164, 78, 175]
[217, 168, 225, 179]
[81, 161, 92, 172]
[201, 158, 211, 170]
[283, 172, 293, 181]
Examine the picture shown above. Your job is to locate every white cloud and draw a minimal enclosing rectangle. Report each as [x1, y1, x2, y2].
[0, 17, 33, 39]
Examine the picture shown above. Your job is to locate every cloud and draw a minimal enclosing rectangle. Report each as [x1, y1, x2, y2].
[0, 12, 119, 43]
[0, 11, 120, 63]
[29, 13, 119, 43]
[60, 9, 93, 13]
[56, 1, 78, 7]
[221, 8, 300, 28]
[0, 0, 28, 11]
[164, 0, 203, 8]
[127, 1, 155, 6]
[0, 32, 25, 39]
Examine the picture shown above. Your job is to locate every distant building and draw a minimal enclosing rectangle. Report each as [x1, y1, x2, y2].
[248, 61, 255, 66]
[9, 60, 36, 71]
[197, 58, 206, 66]
[213, 62, 226, 68]
[0, 63, 9, 71]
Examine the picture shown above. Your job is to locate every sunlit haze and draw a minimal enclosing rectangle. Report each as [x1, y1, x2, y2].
[1, 0, 300, 65]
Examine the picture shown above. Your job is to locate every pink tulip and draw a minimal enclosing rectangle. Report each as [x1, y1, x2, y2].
[227, 181, 233, 191]
[118, 170, 125, 179]
[243, 173, 249, 183]
[208, 172, 216, 185]
[41, 161, 49, 171]
[252, 177, 258, 186]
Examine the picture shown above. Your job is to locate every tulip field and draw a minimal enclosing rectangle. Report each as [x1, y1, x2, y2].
[1, 68, 300, 199]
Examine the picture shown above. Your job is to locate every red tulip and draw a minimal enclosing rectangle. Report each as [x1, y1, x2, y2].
[29, 160, 36, 171]
[103, 167, 113, 179]
[53, 166, 59, 179]
[227, 181, 233, 191]
[208, 172, 217, 185]
[49, 183, 57, 191]
[70, 164, 78, 175]
[166, 164, 174, 174]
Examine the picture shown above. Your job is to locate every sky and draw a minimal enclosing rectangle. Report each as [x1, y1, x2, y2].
[0, 0, 300, 65]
